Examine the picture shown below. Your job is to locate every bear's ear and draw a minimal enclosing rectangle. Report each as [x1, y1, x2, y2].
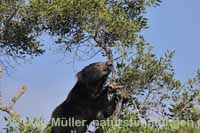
[76, 71, 83, 81]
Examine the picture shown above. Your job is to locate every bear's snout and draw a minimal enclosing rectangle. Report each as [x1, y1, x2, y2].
[106, 60, 113, 67]
[106, 61, 113, 72]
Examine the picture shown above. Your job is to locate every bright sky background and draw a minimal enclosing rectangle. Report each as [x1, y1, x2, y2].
[1, 0, 200, 130]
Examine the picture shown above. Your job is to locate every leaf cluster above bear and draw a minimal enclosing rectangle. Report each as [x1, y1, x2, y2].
[50, 61, 118, 133]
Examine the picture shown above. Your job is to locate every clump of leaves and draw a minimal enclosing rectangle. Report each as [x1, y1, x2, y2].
[3, 116, 51, 133]
[0, 1, 44, 61]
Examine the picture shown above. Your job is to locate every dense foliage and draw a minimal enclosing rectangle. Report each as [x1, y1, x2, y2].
[0, 0, 44, 67]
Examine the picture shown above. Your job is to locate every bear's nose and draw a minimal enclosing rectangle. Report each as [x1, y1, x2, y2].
[106, 61, 113, 67]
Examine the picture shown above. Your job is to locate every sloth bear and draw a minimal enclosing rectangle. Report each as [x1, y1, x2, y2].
[50, 61, 116, 133]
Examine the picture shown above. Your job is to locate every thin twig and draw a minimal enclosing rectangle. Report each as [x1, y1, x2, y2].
[8, 86, 27, 109]
[139, 83, 152, 112]
[0, 64, 2, 80]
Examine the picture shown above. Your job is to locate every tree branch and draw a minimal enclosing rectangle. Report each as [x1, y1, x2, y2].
[7, 86, 27, 109]
[0, 86, 27, 117]
[93, 24, 129, 120]
[0, 65, 27, 117]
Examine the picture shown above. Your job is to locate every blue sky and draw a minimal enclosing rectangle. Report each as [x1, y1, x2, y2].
[1, 0, 200, 129]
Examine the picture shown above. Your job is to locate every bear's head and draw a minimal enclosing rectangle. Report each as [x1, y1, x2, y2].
[76, 61, 113, 98]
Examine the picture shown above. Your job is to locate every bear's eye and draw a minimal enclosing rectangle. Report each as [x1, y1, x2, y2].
[96, 64, 102, 67]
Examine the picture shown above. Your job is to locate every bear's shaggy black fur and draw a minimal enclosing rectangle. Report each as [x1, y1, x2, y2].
[50, 61, 116, 133]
